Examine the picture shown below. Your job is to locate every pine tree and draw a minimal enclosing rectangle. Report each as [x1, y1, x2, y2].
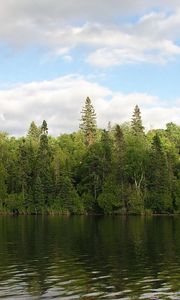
[131, 105, 144, 135]
[114, 125, 127, 211]
[41, 120, 48, 135]
[147, 133, 171, 212]
[55, 173, 81, 213]
[114, 125, 125, 181]
[101, 129, 112, 181]
[80, 97, 97, 146]
[77, 143, 104, 206]
[39, 120, 49, 158]
[34, 175, 44, 213]
[18, 139, 30, 203]
[37, 120, 52, 207]
[27, 121, 41, 141]
[114, 125, 125, 175]
[0, 162, 7, 207]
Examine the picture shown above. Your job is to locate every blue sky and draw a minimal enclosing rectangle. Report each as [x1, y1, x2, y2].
[1, 44, 180, 100]
[0, 0, 179, 135]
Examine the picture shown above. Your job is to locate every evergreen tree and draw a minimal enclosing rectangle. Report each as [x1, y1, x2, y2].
[107, 121, 112, 132]
[100, 130, 112, 181]
[114, 125, 125, 180]
[80, 97, 97, 146]
[18, 139, 29, 202]
[146, 134, 171, 212]
[27, 121, 41, 141]
[37, 120, 52, 207]
[131, 105, 144, 135]
[0, 105, 179, 215]
[41, 120, 48, 135]
[55, 172, 82, 213]
[0, 134, 8, 209]
[114, 125, 127, 211]
[0, 162, 7, 208]
[125, 129, 148, 213]
[97, 175, 121, 214]
[34, 175, 44, 213]
[77, 143, 104, 212]
[39, 120, 49, 158]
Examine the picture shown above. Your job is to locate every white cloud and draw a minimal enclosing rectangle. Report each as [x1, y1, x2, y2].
[87, 41, 180, 67]
[0, 0, 176, 28]
[0, 1, 180, 66]
[143, 107, 180, 129]
[0, 75, 179, 136]
[63, 55, 73, 62]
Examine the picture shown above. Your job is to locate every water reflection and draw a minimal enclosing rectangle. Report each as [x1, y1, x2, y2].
[0, 216, 180, 299]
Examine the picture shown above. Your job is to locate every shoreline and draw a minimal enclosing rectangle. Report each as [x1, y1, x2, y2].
[0, 212, 179, 217]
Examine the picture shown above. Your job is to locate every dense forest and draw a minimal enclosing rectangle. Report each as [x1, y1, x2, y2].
[0, 97, 179, 215]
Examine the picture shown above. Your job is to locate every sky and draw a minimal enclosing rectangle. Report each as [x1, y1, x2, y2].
[0, 0, 180, 136]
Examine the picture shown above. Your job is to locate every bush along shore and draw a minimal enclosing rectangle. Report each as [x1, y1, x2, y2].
[0, 98, 179, 215]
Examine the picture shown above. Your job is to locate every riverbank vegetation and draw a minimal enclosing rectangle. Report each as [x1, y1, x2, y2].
[0, 98, 179, 215]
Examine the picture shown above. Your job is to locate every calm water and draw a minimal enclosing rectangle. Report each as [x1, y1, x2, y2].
[0, 216, 180, 299]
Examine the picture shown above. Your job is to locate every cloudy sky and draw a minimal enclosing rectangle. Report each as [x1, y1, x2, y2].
[0, 0, 180, 136]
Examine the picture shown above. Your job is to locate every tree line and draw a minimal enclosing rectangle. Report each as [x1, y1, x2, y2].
[0, 97, 179, 214]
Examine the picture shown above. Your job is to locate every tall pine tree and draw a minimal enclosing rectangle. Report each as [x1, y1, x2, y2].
[131, 105, 144, 135]
[36, 120, 52, 208]
[27, 121, 41, 141]
[80, 97, 97, 146]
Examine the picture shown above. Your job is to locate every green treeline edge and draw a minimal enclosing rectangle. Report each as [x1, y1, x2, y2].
[0, 98, 179, 215]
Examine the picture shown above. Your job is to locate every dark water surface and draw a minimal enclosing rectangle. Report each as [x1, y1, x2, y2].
[0, 216, 180, 299]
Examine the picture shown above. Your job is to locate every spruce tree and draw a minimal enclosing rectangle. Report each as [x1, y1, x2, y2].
[114, 125, 125, 181]
[114, 125, 125, 173]
[41, 120, 48, 135]
[147, 133, 171, 212]
[101, 129, 112, 180]
[34, 175, 44, 213]
[0, 162, 7, 207]
[131, 105, 144, 135]
[80, 97, 97, 146]
[114, 125, 126, 210]
[27, 121, 41, 141]
[37, 120, 52, 207]
[18, 139, 30, 202]
[39, 120, 49, 160]
[55, 173, 81, 213]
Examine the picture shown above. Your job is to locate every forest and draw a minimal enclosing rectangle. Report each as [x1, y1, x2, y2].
[0, 97, 179, 215]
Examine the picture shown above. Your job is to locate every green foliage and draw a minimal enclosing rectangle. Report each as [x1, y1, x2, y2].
[146, 134, 172, 213]
[27, 121, 41, 141]
[127, 185, 144, 214]
[54, 174, 83, 213]
[97, 176, 122, 213]
[131, 105, 144, 135]
[80, 192, 94, 212]
[0, 162, 7, 206]
[34, 175, 45, 213]
[80, 97, 97, 146]
[37, 120, 53, 206]
[0, 104, 179, 215]
[41, 120, 48, 135]
[77, 142, 105, 205]
[114, 125, 125, 181]
[172, 179, 180, 211]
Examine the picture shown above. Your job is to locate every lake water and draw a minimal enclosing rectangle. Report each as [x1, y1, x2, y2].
[0, 216, 180, 299]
